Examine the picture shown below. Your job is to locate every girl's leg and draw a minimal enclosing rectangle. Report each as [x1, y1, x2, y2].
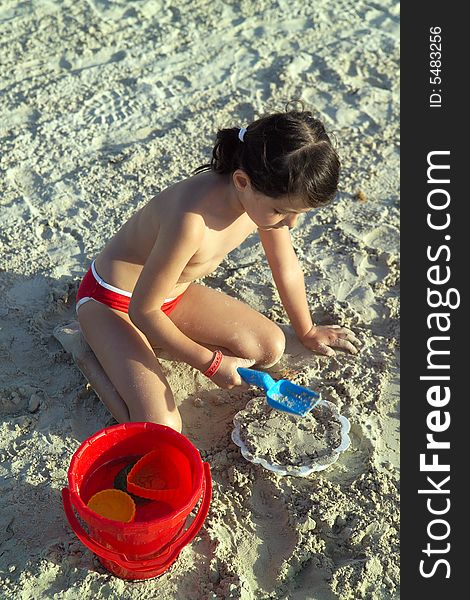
[54, 320, 129, 424]
[169, 283, 286, 368]
[77, 300, 182, 432]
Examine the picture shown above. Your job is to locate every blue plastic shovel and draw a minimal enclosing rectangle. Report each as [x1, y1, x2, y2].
[237, 367, 320, 417]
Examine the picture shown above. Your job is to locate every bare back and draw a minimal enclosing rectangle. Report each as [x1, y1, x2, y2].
[95, 171, 257, 298]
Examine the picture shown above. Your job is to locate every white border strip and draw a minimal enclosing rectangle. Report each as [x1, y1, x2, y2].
[90, 260, 177, 303]
[76, 296, 92, 310]
[91, 260, 132, 297]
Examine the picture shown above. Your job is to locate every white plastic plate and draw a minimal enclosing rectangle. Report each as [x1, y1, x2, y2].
[231, 399, 351, 476]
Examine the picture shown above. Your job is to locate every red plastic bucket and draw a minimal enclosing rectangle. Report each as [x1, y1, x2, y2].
[62, 422, 212, 580]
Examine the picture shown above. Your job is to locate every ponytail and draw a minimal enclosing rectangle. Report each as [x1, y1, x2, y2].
[192, 100, 340, 208]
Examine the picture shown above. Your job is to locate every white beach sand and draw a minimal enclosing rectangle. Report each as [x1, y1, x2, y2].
[0, 0, 399, 598]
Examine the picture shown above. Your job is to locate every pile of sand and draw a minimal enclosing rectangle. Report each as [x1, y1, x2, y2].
[234, 397, 343, 466]
[0, 0, 399, 598]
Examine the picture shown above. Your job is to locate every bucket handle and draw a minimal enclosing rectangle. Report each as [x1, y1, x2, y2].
[62, 462, 212, 573]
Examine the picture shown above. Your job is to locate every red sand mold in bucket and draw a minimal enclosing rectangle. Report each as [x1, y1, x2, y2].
[62, 422, 212, 580]
[127, 445, 193, 503]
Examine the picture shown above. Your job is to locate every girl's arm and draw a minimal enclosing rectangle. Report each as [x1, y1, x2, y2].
[259, 226, 360, 356]
[258, 226, 313, 338]
[128, 213, 216, 372]
[129, 212, 255, 386]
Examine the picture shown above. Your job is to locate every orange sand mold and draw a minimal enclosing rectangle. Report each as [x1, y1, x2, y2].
[87, 488, 136, 523]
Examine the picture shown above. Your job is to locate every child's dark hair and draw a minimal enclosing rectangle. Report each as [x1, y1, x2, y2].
[192, 101, 340, 208]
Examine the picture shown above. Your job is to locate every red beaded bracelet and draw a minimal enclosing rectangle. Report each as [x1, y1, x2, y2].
[203, 350, 223, 378]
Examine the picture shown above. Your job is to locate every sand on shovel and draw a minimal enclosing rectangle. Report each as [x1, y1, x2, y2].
[234, 396, 343, 468]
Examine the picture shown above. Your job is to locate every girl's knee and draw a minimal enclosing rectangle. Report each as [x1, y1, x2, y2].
[129, 410, 182, 433]
[258, 326, 286, 368]
[242, 324, 285, 368]
[164, 410, 183, 433]
[128, 395, 183, 433]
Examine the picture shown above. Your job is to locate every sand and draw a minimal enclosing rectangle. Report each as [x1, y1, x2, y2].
[234, 397, 343, 466]
[0, 0, 399, 598]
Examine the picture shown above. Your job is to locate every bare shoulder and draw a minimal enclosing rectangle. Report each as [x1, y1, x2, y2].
[147, 179, 206, 237]
[165, 210, 206, 245]
[148, 186, 206, 253]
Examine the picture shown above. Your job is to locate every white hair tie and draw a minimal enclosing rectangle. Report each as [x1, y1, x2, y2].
[238, 127, 247, 142]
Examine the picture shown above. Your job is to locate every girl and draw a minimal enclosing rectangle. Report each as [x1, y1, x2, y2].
[75, 106, 360, 432]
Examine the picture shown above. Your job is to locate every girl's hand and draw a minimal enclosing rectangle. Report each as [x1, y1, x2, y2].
[210, 356, 256, 389]
[300, 325, 361, 357]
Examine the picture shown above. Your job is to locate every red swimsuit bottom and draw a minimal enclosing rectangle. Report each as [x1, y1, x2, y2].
[75, 260, 185, 316]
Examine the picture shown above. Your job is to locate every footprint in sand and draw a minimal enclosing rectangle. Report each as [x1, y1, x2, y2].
[361, 224, 399, 253]
[0, 386, 30, 417]
[328, 422, 374, 486]
[82, 0, 140, 22]
[314, 253, 384, 324]
[81, 89, 137, 127]
[240, 476, 297, 593]
[352, 251, 390, 285]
